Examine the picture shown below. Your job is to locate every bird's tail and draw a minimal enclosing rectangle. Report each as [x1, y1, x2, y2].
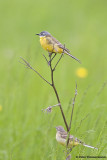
[64, 51, 81, 63]
[83, 143, 98, 150]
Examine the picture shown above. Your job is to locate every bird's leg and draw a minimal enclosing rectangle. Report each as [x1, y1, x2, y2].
[48, 52, 52, 66]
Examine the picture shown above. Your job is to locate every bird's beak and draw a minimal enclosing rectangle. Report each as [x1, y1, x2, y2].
[36, 33, 40, 36]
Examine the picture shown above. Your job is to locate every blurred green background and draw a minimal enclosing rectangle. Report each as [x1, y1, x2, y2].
[0, 0, 107, 159]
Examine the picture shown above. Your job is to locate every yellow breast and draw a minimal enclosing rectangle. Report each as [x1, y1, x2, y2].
[40, 36, 63, 54]
[40, 36, 53, 52]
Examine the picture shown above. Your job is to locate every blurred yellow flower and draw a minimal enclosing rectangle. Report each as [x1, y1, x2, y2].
[0, 105, 2, 112]
[76, 67, 88, 78]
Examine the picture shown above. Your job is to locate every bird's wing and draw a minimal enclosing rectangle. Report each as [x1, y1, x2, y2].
[60, 132, 68, 139]
[47, 35, 70, 53]
[58, 43, 70, 53]
[61, 133, 75, 141]
[60, 132, 98, 149]
[61, 133, 83, 143]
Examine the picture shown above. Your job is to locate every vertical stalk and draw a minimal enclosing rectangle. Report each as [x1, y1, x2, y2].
[49, 55, 69, 131]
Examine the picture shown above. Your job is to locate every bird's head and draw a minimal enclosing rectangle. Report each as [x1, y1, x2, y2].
[36, 31, 51, 37]
[55, 126, 65, 132]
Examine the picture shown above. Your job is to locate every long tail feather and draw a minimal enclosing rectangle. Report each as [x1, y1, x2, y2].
[83, 144, 98, 150]
[64, 51, 81, 63]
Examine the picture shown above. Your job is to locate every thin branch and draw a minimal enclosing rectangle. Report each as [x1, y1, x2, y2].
[49, 53, 57, 65]
[49, 54, 69, 131]
[20, 57, 52, 86]
[69, 83, 77, 131]
[43, 53, 57, 66]
[97, 80, 107, 96]
[20, 44, 79, 158]
[66, 83, 78, 146]
[53, 44, 65, 71]
[20, 49, 69, 131]
[42, 103, 60, 113]
[75, 113, 89, 133]
[66, 154, 71, 160]
[66, 98, 73, 114]
[43, 54, 48, 64]
[53, 53, 64, 71]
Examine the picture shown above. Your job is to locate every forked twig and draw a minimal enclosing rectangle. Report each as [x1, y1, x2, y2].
[20, 41, 79, 159]
[50, 53, 57, 63]
[53, 44, 65, 71]
[20, 57, 52, 86]
[48, 53, 69, 131]
[53, 53, 64, 71]
[20, 53, 69, 131]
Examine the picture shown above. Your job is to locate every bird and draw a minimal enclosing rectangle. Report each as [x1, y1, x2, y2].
[56, 126, 98, 150]
[36, 31, 81, 63]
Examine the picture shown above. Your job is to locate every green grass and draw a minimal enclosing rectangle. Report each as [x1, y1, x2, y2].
[0, 0, 107, 159]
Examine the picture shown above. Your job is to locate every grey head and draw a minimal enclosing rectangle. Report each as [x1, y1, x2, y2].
[36, 31, 51, 37]
[56, 126, 65, 132]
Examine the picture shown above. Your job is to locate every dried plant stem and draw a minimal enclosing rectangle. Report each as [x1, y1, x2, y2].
[53, 53, 63, 71]
[49, 54, 69, 131]
[20, 54, 69, 131]
[19, 57, 52, 86]
[69, 83, 77, 131]
[66, 83, 77, 146]
[20, 44, 78, 159]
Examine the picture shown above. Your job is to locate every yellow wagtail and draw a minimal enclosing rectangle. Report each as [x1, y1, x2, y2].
[36, 31, 80, 63]
[56, 126, 98, 149]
